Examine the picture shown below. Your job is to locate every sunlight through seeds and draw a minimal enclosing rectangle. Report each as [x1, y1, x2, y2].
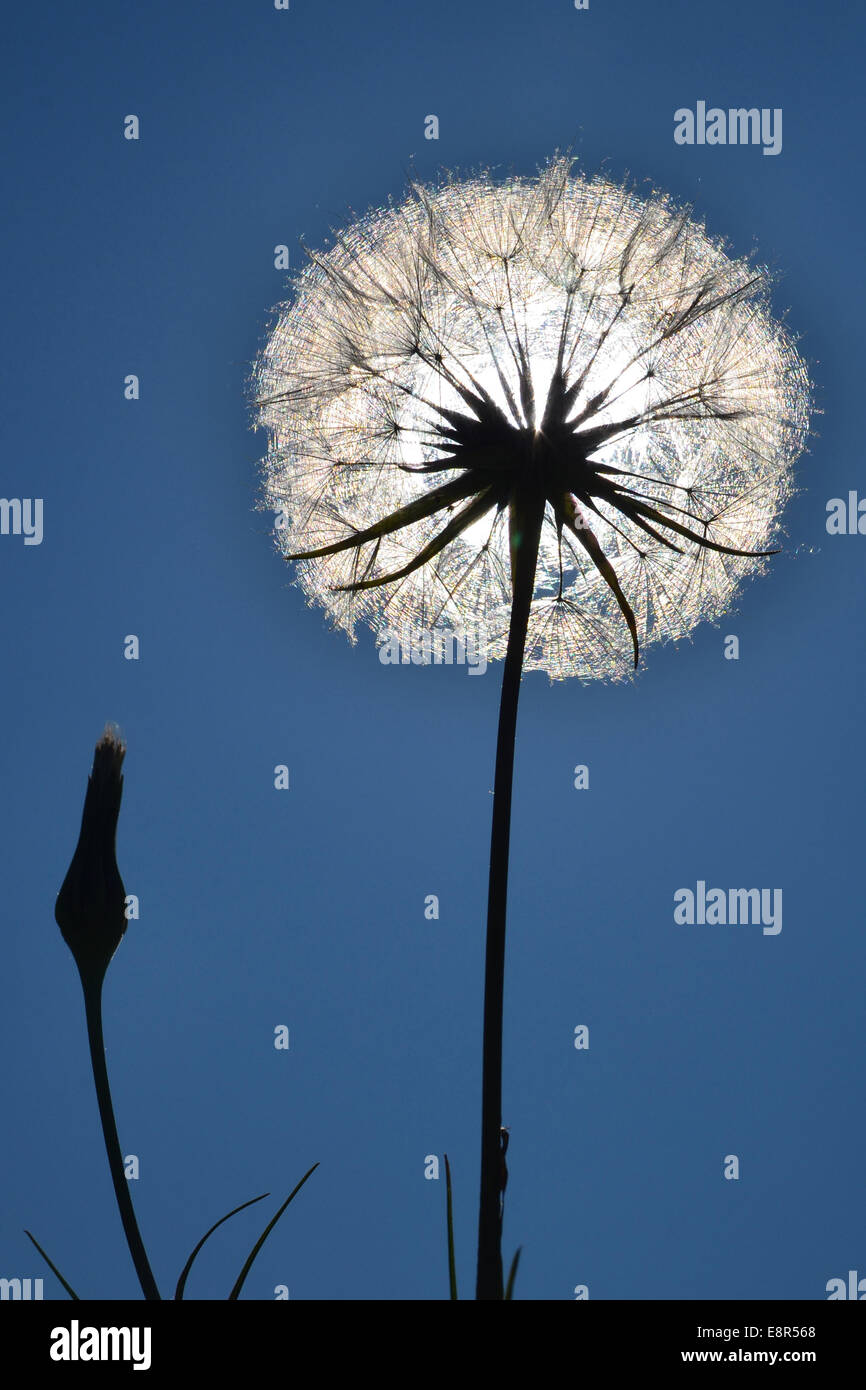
[253, 156, 810, 680]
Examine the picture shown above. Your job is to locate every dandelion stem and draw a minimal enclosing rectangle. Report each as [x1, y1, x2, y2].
[476, 488, 545, 1301]
[80, 974, 161, 1300]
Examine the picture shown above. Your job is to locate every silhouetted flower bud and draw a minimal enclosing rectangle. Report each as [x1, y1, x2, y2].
[55, 726, 127, 982]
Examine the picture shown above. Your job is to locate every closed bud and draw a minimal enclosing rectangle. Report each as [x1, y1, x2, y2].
[55, 726, 128, 982]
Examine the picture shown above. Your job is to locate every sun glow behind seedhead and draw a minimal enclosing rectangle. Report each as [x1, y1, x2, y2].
[254, 158, 809, 680]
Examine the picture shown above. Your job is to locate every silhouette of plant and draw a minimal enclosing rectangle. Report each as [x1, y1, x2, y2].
[28, 726, 317, 1300]
[253, 155, 810, 1297]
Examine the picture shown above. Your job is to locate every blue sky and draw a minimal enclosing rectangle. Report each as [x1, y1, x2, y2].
[2, 0, 864, 1301]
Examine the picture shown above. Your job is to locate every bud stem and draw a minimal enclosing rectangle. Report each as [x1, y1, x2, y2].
[81, 974, 161, 1300]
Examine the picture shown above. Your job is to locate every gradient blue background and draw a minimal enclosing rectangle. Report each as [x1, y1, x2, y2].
[2, 0, 863, 1301]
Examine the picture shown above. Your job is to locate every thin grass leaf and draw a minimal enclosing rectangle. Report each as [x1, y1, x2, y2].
[504, 1246, 522, 1301]
[444, 1153, 458, 1301]
[174, 1192, 270, 1301]
[24, 1230, 80, 1300]
[227, 1163, 319, 1301]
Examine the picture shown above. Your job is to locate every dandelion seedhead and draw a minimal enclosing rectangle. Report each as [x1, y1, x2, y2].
[253, 156, 809, 678]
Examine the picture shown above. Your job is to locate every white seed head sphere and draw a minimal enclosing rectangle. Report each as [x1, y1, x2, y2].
[253, 157, 810, 680]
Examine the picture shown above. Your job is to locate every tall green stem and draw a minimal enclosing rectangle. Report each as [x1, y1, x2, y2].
[81, 974, 161, 1300]
[476, 488, 545, 1301]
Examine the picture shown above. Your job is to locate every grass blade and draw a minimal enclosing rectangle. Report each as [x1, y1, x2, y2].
[444, 1153, 458, 1300]
[227, 1163, 319, 1301]
[174, 1192, 270, 1300]
[504, 1246, 522, 1301]
[24, 1230, 80, 1300]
